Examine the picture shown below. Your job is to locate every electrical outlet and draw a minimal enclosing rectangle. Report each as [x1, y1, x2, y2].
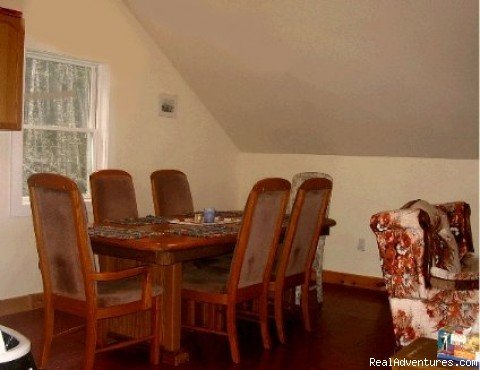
[357, 238, 366, 251]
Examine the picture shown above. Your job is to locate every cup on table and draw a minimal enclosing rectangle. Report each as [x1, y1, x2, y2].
[194, 213, 203, 223]
[203, 208, 216, 223]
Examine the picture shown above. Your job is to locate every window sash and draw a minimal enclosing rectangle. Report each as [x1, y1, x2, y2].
[24, 52, 98, 130]
[10, 51, 109, 217]
[22, 125, 95, 133]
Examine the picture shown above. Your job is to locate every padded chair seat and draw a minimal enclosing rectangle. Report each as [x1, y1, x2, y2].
[188, 253, 233, 271]
[461, 253, 479, 274]
[183, 263, 230, 294]
[97, 277, 162, 307]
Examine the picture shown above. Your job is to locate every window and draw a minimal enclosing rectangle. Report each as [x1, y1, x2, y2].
[11, 51, 109, 216]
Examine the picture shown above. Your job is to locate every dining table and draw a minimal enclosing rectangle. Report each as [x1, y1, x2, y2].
[89, 212, 336, 365]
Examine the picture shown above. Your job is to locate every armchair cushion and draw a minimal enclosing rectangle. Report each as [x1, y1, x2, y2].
[404, 199, 461, 273]
[461, 252, 479, 273]
[430, 253, 479, 290]
[431, 265, 478, 281]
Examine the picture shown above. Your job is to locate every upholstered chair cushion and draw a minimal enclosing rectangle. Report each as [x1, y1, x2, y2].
[285, 189, 329, 277]
[35, 187, 94, 301]
[461, 253, 479, 273]
[238, 190, 285, 288]
[92, 174, 138, 222]
[183, 263, 230, 294]
[190, 253, 233, 271]
[97, 277, 162, 307]
[151, 170, 194, 216]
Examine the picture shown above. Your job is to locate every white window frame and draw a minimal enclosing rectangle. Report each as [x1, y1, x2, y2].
[10, 51, 109, 217]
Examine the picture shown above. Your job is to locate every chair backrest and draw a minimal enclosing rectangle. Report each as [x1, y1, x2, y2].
[436, 202, 475, 259]
[28, 173, 95, 302]
[90, 169, 138, 223]
[277, 178, 332, 279]
[288, 172, 332, 215]
[150, 169, 194, 216]
[228, 178, 290, 291]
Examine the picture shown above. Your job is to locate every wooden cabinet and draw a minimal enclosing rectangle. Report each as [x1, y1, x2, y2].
[0, 7, 24, 131]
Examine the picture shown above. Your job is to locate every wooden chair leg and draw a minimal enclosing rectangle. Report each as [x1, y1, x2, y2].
[84, 318, 97, 370]
[150, 298, 161, 365]
[301, 284, 312, 332]
[259, 294, 271, 350]
[226, 304, 240, 363]
[274, 288, 286, 344]
[40, 302, 54, 369]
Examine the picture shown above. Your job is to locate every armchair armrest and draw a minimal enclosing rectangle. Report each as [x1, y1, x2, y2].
[370, 208, 431, 298]
[430, 266, 479, 290]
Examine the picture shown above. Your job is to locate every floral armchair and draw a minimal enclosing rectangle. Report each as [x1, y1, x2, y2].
[370, 201, 479, 347]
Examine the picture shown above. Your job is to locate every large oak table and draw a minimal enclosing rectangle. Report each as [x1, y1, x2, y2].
[90, 215, 336, 365]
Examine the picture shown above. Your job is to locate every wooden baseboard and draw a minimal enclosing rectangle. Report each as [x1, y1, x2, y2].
[323, 270, 386, 292]
[0, 293, 43, 317]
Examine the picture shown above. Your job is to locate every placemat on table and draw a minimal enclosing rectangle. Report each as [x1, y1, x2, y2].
[106, 215, 170, 225]
[169, 224, 240, 238]
[89, 224, 241, 240]
[88, 225, 166, 240]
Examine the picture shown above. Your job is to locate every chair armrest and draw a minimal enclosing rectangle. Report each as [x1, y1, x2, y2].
[89, 266, 153, 308]
[430, 266, 479, 290]
[90, 266, 150, 282]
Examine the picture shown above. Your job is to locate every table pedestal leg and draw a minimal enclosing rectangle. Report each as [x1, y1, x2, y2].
[160, 263, 189, 365]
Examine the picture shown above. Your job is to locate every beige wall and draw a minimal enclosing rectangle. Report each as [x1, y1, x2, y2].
[0, 0, 239, 299]
[0, 0, 477, 300]
[236, 153, 479, 277]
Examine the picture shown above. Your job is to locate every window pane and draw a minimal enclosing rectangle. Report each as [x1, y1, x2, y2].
[24, 57, 92, 128]
[22, 129, 93, 196]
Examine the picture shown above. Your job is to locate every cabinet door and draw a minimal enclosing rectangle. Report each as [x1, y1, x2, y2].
[0, 8, 24, 131]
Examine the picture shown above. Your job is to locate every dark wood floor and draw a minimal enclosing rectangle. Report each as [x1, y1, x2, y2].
[0, 283, 396, 370]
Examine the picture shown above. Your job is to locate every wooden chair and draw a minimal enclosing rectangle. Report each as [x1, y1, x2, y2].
[289, 172, 333, 304]
[181, 178, 291, 363]
[28, 173, 161, 370]
[150, 169, 194, 216]
[90, 169, 139, 271]
[270, 177, 332, 343]
[90, 169, 138, 223]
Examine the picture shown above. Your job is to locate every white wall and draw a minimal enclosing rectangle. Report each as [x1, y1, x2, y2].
[0, 0, 239, 299]
[236, 153, 479, 277]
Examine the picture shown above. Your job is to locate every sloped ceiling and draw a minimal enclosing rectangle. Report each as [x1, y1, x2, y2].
[123, 0, 478, 159]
